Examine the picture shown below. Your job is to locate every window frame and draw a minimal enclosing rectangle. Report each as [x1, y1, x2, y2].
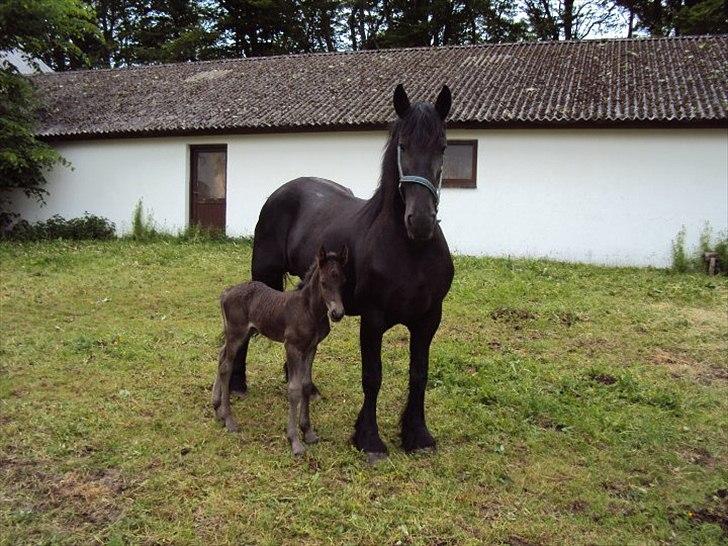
[442, 139, 478, 189]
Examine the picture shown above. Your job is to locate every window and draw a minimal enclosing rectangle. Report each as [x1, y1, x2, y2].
[442, 139, 478, 188]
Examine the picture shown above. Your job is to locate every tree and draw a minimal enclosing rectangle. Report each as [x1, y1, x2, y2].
[0, 0, 98, 216]
[614, 0, 727, 36]
[522, 0, 621, 40]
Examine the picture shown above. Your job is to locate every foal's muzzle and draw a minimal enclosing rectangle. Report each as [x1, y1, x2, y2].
[328, 305, 344, 322]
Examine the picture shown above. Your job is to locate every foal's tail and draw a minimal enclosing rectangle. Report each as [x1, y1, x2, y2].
[218, 289, 231, 344]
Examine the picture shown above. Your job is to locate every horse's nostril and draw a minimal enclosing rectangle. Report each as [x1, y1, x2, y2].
[406, 213, 413, 226]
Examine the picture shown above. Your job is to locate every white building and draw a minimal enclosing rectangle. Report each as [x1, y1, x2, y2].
[13, 36, 728, 267]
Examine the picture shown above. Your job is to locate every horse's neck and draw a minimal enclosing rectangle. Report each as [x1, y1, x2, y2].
[300, 269, 327, 318]
[364, 138, 404, 221]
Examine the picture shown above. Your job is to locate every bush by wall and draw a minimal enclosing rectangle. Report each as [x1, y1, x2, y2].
[1, 213, 116, 241]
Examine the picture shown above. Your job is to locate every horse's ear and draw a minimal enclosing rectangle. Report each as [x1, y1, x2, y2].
[393, 84, 410, 119]
[339, 244, 348, 265]
[435, 85, 452, 120]
[317, 245, 326, 265]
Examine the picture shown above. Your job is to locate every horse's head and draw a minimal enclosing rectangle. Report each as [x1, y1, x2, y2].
[393, 83, 452, 242]
[316, 245, 348, 322]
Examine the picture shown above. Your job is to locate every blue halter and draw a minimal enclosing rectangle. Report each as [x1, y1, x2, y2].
[397, 144, 441, 208]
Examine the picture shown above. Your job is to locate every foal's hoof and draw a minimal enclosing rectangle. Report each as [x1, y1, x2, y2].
[310, 384, 322, 401]
[366, 452, 388, 465]
[291, 442, 306, 457]
[303, 430, 320, 444]
[225, 418, 239, 433]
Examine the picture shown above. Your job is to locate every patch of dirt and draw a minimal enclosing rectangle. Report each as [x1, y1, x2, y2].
[680, 447, 717, 469]
[686, 489, 728, 535]
[490, 308, 538, 327]
[505, 536, 541, 546]
[51, 469, 126, 523]
[589, 372, 617, 385]
[568, 500, 589, 514]
[487, 340, 503, 351]
[0, 452, 128, 527]
[552, 311, 588, 327]
[650, 348, 727, 383]
[534, 415, 569, 432]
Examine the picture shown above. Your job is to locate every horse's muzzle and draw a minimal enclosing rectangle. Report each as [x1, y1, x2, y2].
[405, 213, 436, 241]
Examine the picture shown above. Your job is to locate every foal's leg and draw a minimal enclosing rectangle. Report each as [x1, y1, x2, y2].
[285, 344, 306, 456]
[299, 348, 319, 444]
[214, 332, 248, 433]
[283, 360, 321, 400]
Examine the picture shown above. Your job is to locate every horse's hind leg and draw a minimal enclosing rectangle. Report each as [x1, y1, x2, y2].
[229, 338, 250, 397]
[251, 236, 286, 291]
[299, 348, 319, 444]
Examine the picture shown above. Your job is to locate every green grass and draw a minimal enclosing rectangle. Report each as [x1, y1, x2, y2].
[1, 240, 726, 545]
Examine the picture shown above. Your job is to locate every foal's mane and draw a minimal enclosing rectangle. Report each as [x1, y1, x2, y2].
[296, 261, 319, 290]
[296, 251, 339, 290]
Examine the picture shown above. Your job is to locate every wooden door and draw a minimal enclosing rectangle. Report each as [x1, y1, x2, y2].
[190, 145, 227, 232]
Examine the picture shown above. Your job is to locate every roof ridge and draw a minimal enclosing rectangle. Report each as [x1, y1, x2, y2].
[30, 34, 728, 79]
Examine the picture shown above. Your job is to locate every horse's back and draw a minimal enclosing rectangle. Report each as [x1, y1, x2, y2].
[253, 177, 364, 280]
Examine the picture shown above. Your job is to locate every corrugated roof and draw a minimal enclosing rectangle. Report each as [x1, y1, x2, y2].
[31, 35, 728, 138]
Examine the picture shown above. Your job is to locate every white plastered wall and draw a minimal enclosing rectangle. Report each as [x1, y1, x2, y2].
[11, 128, 727, 267]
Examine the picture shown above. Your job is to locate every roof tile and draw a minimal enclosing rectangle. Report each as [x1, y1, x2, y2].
[30, 35, 728, 138]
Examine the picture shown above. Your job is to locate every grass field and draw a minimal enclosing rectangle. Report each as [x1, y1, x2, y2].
[1, 240, 726, 545]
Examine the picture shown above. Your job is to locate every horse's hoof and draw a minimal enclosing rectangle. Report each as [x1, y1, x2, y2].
[303, 430, 320, 444]
[291, 442, 306, 457]
[230, 387, 247, 399]
[401, 428, 436, 453]
[409, 446, 436, 456]
[366, 452, 388, 465]
[225, 419, 239, 433]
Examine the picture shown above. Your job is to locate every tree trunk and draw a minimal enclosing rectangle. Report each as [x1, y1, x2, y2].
[563, 0, 574, 39]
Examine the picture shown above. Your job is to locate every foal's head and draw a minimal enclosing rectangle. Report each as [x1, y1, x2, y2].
[393, 83, 452, 242]
[315, 245, 347, 322]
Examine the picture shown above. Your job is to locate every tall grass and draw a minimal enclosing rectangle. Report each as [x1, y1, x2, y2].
[671, 226, 690, 273]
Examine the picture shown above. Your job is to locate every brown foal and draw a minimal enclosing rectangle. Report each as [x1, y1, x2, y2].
[212, 246, 347, 456]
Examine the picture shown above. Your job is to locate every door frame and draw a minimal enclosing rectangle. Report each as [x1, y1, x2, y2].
[189, 144, 227, 232]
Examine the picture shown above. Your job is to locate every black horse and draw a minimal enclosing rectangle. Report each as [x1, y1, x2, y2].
[231, 84, 454, 461]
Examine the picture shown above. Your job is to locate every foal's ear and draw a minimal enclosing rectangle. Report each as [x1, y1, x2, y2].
[317, 245, 326, 265]
[339, 244, 348, 265]
[435, 85, 452, 120]
[393, 84, 410, 119]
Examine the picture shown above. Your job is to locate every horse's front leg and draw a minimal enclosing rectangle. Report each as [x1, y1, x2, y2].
[401, 306, 442, 452]
[352, 311, 388, 463]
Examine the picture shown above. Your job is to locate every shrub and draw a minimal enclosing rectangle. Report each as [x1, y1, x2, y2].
[694, 223, 728, 275]
[671, 226, 690, 273]
[1, 213, 115, 241]
[130, 200, 161, 241]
